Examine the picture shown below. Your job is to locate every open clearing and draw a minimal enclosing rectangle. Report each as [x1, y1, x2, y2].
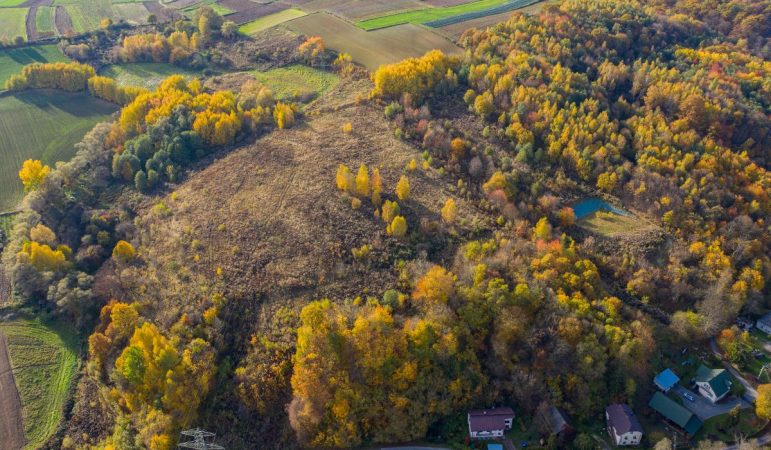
[34, 6, 57, 35]
[0, 44, 68, 89]
[0, 8, 29, 40]
[0, 90, 117, 210]
[356, 0, 511, 30]
[99, 62, 202, 89]
[238, 7, 306, 35]
[252, 64, 339, 101]
[0, 320, 78, 450]
[0, 332, 26, 450]
[285, 12, 463, 71]
[60, 0, 150, 32]
[578, 210, 655, 238]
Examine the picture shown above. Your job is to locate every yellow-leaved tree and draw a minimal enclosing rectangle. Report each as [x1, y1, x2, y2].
[757, 384, 771, 420]
[395, 175, 409, 200]
[19, 159, 51, 192]
[388, 215, 407, 237]
[355, 164, 370, 198]
[441, 199, 456, 224]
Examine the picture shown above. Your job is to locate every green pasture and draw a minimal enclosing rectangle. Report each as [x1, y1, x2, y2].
[0, 319, 79, 450]
[0, 90, 117, 210]
[357, 0, 510, 30]
[35, 7, 57, 34]
[99, 62, 203, 89]
[239, 8, 307, 35]
[252, 65, 339, 102]
[0, 8, 28, 40]
[0, 45, 68, 89]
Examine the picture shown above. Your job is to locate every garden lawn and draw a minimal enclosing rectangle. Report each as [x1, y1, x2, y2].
[0, 90, 117, 210]
[99, 62, 203, 89]
[252, 65, 339, 102]
[239, 7, 306, 35]
[0, 8, 28, 40]
[0, 319, 79, 450]
[356, 0, 509, 30]
[0, 44, 68, 89]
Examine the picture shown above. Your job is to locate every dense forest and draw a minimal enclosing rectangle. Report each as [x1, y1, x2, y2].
[2, 0, 769, 448]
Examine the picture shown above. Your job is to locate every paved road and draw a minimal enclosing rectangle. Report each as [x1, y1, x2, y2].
[0, 332, 26, 450]
[672, 385, 750, 420]
[710, 338, 759, 402]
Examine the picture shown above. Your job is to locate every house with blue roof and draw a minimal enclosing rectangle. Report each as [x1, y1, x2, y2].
[654, 368, 680, 392]
[487, 444, 503, 450]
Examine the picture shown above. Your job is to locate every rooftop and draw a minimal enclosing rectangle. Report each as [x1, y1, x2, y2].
[648, 392, 702, 435]
[654, 368, 680, 390]
[695, 365, 731, 398]
[757, 312, 771, 327]
[606, 404, 643, 435]
[468, 407, 514, 433]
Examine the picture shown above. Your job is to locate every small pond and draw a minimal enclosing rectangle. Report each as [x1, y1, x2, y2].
[572, 198, 630, 220]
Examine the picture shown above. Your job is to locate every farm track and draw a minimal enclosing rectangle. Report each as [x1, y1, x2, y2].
[25, 7, 39, 42]
[19, 0, 51, 8]
[53, 5, 73, 35]
[0, 332, 26, 450]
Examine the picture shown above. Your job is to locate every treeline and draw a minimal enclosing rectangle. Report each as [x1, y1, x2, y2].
[4, 61, 146, 106]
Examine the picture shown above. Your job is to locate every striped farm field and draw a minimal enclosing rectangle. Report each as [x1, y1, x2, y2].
[239, 7, 306, 35]
[296, 0, 425, 20]
[0, 44, 68, 89]
[357, 0, 510, 30]
[0, 90, 117, 210]
[0, 0, 25, 6]
[286, 12, 463, 71]
[0, 8, 28, 40]
[0, 319, 79, 450]
[35, 6, 57, 34]
[59, 0, 150, 32]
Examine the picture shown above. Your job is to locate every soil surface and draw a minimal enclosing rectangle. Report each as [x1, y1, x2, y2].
[0, 332, 26, 450]
[53, 5, 74, 36]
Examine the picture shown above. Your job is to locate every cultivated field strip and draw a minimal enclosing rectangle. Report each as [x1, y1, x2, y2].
[0, 332, 26, 450]
[285, 12, 463, 70]
[424, 0, 542, 27]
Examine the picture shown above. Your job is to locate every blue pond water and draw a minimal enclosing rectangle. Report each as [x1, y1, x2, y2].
[572, 198, 630, 220]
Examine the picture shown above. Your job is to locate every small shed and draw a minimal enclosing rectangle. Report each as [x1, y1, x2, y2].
[654, 368, 680, 392]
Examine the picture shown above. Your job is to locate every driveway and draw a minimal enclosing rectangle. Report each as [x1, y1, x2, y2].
[710, 338, 759, 402]
[671, 385, 751, 420]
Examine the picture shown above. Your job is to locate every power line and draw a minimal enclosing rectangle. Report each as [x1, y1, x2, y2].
[178, 428, 224, 450]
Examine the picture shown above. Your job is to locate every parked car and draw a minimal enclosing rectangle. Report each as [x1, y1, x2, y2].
[683, 392, 695, 401]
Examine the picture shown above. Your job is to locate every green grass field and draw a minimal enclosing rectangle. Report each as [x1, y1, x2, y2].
[0, 45, 69, 90]
[0, 8, 28, 40]
[357, 0, 510, 30]
[252, 65, 339, 102]
[0, 90, 117, 210]
[0, 319, 79, 450]
[578, 210, 651, 238]
[99, 62, 202, 89]
[35, 7, 57, 34]
[63, 0, 149, 32]
[239, 8, 307, 35]
[0, 0, 26, 6]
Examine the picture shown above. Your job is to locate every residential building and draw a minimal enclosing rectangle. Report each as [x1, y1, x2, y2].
[648, 392, 702, 435]
[467, 407, 514, 439]
[694, 364, 732, 403]
[654, 368, 680, 392]
[757, 313, 771, 335]
[605, 404, 643, 446]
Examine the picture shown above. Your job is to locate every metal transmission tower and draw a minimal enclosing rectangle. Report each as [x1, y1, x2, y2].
[178, 429, 224, 450]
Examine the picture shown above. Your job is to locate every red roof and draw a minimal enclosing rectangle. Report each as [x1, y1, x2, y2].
[468, 408, 514, 432]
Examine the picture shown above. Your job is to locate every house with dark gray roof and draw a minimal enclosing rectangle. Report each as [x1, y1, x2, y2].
[467, 407, 514, 439]
[648, 392, 702, 435]
[694, 364, 732, 403]
[606, 404, 643, 446]
[756, 312, 771, 335]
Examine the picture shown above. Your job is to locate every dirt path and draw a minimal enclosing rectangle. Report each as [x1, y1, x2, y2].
[25, 7, 39, 42]
[54, 5, 74, 36]
[0, 332, 26, 450]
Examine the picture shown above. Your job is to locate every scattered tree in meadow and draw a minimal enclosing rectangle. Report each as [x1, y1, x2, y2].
[387, 216, 407, 237]
[355, 164, 370, 198]
[441, 198, 457, 224]
[371, 168, 382, 205]
[395, 175, 409, 200]
[274, 102, 295, 129]
[113, 240, 135, 262]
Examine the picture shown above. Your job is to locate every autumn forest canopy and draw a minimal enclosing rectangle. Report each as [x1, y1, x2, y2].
[1, 0, 770, 449]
